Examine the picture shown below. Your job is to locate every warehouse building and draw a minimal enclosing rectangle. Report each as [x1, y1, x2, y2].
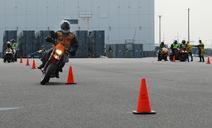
[0, 0, 154, 54]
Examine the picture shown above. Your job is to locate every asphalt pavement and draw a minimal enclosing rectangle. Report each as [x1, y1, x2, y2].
[0, 58, 212, 128]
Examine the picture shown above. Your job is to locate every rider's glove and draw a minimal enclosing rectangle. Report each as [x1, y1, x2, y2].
[45, 36, 53, 42]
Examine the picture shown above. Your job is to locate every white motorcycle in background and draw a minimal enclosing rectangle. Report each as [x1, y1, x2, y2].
[3, 48, 14, 63]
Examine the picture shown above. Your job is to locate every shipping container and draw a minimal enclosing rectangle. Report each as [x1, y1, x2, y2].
[142, 51, 156, 57]
[106, 44, 116, 58]
[2, 30, 17, 53]
[106, 44, 125, 58]
[133, 44, 143, 58]
[116, 44, 127, 58]
[0, 0, 154, 52]
[124, 43, 134, 58]
[106, 43, 143, 58]
[88, 31, 105, 58]
[17, 31, 36, 57]
[75, 30, 89, 58]
[35, 30, 54, 50]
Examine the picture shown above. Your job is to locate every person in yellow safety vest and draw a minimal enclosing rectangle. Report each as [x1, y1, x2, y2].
[186, 41, 193, 62]
[170, 40, 180, 57]
[196, 40, 205, 62]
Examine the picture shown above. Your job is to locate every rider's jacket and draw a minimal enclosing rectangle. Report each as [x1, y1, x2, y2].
[186, 43, 192, 53]
[198, 43, 205, 56]
[171, 43, 179, 49]
[47, 31, 78, 56]
[55, 31, 76, 51]
[180, 44, 187, 49]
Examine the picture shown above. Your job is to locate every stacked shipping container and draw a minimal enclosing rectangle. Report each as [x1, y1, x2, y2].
[106, 43, 144, 58]
[2, 30, 17, 53]
[2, 30, 106, 58]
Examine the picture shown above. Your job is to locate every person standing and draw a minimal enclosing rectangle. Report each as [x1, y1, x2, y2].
[197, 40, 205, 62]
[186, 41, 193, 62]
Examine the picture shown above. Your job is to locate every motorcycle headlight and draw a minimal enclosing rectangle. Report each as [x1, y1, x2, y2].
[53, 54, 60, 60]
[55, 49, 63, 55]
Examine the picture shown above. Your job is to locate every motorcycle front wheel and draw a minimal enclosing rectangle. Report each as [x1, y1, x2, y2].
[40, 63, 56, 85]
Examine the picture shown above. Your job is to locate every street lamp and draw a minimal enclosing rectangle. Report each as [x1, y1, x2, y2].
[188, 8, 190, 42]
[159, 15, 162, 44]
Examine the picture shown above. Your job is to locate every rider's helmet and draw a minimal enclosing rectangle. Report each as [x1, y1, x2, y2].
[6, 41, 11, 48]
[182, 40, 186, 44]
[174, 40, 178, 44]
[60, 20, 70, 34]
[161, 42, 164, 45]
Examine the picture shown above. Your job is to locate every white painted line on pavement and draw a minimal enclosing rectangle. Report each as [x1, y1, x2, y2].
[0, 107, 20, 111]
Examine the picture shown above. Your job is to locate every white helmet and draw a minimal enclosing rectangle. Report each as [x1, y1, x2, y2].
[6, 41, 11, 45]
[60, 20, 71, 33]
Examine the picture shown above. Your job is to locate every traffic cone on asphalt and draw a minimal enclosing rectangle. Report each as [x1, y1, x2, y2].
[31, 59, 36, 69]
[26, 56, 30, 66]
[133, 78, 156, 114]
[66, 66, 76, 85]
[207, 57, 211, 64]
[20, 56, 23, 64]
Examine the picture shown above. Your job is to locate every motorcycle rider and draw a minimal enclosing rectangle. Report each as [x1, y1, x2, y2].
[10, 39, 16, 50]
[5, 41, 14, 54]
[6, 41, 12, 49]
[180, 40, 187, 49]
[170, 40, 180, 57]
[186, 41, 193, 62]
[179, 40, 189, 62]
[4, 41, 14, 62]
[10, 39, 17, 61]
[38, 20, 78, 77]
[159, 42, 166, 49]
[158, 42, 168, 61]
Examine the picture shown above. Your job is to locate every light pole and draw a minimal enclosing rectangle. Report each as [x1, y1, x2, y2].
[188, 8, 190, 42]
[159, 15, 162, 44]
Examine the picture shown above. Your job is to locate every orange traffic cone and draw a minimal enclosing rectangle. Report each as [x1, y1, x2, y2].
[20, 56, 23, 64]
[207, 57, 211, 64]
[31, 59, 36, 69]
[26, 56, 30, 66]
[66, 66, 77, 85]
[133, 78, 156, 114]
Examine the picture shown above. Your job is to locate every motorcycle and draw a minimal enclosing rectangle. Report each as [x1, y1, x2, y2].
[169, 48, 188, 62]
[169, 48, 180, 61]
[178, 49, 188, 62]
[158, 47, 168, 61]
[3, 48, 14, 63]
[40, 42, 65, 85]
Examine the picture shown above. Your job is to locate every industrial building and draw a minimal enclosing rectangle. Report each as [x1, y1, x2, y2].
[0, 0, 154, 55]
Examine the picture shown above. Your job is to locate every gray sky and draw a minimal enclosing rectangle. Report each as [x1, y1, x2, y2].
[155, 0, 212, 47]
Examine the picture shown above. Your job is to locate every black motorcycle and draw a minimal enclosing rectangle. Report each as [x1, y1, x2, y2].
[169, 48, 188, 62]
[178, 49, 188, 62]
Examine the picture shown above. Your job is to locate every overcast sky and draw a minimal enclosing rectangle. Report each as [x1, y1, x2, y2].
[155, 0, 212, 47]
